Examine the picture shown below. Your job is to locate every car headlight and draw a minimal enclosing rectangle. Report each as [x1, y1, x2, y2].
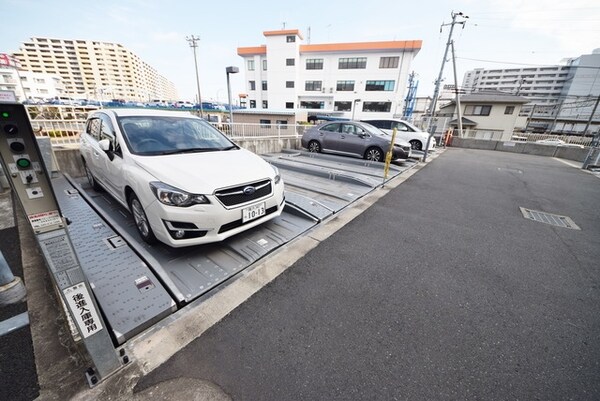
[149, 181, 209, 207]
[271, 164, 281, 185]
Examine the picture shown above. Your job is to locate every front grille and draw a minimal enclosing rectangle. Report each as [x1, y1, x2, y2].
[215, 179, 272, 207]
[218, 205, 278, 234]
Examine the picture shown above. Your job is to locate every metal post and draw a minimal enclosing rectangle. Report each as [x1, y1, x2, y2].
[423, 11, 468, 162]
[0, 251, 15, 285]
[524, 105, 536, 133]
[0, 250, 26, 306]
[451, 40, 463, 138]
[582, 94, 600, 137]
[186, 35, 204, 118]
[352, 99, 361, 120]
[226, 66, 239, 127]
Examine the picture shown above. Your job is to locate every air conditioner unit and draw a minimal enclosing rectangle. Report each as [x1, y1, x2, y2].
[329, 87, 333, 93]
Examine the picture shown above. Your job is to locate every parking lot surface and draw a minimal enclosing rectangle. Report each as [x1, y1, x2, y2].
[134, 148, 600, 400]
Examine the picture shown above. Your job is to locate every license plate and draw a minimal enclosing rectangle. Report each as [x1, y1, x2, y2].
[242, 202, 266, 223]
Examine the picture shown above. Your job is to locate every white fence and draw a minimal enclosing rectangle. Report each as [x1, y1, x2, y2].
[24, 105, 307, 147]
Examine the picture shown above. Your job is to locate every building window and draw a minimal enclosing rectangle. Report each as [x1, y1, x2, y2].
[249, 100, 256, 108]
[338, 57, 367, 69]
[305, 81, 322, 91]
[504, 106, 515, 115]
[286, 58, 295, 66]
[260, 119, 271, 128]
[365, 80, 395, 91]
[300, 101, 325, 109]
[334, 101, 352, 111]
[249, 81, 256, 91]
[285, 102, 294, 109]
[262, 81, 268, 90]
[276, 120, 288, 129]
[336, 81, 355, 91]
[285, 81, 295, 88]
[247, 60, 255, 71]
[262, 60, 267, 71]
[306, 58, 324, 70]
[286, 36, 295, 43]
[262, 100, 268, 108]
[362, 102, 391, 112]
[379, 57, 399, 68]
[464, 105, 492, 116]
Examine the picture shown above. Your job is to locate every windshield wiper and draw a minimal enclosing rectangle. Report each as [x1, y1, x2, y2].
[156, 148, 213, 155]
[218, 145, 239, 151]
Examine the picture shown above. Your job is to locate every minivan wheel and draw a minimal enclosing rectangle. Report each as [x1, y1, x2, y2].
[365, 147, 384, 162]
[128, 193, 158, 245]
[83, 160, 102, 191]
[308, 140, 321, 153]
[409, 140, 423, 151]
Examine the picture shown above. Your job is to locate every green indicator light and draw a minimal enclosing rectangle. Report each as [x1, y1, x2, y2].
[1, 112, 8, 118]
[16, 158, 31, 169]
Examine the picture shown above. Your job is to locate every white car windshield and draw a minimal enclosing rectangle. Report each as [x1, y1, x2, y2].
[118, 116, 236, 155]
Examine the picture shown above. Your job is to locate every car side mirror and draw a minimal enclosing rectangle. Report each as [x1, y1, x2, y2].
[99, 138, 115, 161]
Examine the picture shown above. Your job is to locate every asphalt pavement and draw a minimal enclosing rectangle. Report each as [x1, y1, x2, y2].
[4, 148, 600, 401]
[133, 148, 600, 400]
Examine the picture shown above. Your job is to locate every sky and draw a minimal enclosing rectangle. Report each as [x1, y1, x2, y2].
[2, 0, 599, 103]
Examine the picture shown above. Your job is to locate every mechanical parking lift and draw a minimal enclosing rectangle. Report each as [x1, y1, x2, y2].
[0, 102, 416, 385]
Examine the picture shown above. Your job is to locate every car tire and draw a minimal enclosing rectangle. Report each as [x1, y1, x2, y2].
[83, 160, 102, 191]
[128, 192, 158, 245]
[409, 140, 423, 151]
[308, 140, 321, 153]
[365, 147, 384, 162]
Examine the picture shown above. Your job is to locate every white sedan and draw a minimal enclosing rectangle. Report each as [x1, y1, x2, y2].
[79, 109, 285, 247]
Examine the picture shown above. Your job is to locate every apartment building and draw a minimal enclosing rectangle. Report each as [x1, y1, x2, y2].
[462, 66, 570, 106]
[462, 50, 600, 134]
[0, 66, 64, 101]
[10, 37, 178, 102]
[237, 29, 421, 120]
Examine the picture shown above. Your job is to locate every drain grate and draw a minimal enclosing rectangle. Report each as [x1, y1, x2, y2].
[519, 207, 581, 230]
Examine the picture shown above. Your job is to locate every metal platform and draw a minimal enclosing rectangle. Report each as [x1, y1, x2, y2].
[52, 176, 176, 345]
[53, 150, 417, 343]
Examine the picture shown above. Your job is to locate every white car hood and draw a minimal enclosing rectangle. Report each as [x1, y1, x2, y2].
[133, 148, 275, 193]
[373, 132, 411, 147]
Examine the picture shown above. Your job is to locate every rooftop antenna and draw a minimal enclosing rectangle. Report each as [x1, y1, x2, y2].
[307, 26, 311, 44]
[282, 22, 286, 29]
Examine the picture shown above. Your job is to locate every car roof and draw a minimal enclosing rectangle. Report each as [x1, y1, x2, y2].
[99, 108, 194, 118]
[362, 118, 409, 123]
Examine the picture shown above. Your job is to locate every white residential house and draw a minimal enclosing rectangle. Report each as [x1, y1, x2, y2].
[237, 29, 422, 121]
[438, 91, 530, 141]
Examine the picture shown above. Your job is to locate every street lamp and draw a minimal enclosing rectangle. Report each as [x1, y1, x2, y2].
[226, 66, 239, 125]
[351, 99, 361, 120]
[186, 35, 204, 118]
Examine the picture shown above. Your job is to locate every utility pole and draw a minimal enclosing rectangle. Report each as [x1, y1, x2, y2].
[423, 11, 468, 162]
[451, 40, 463, 138]
[186, 35, 204, 118]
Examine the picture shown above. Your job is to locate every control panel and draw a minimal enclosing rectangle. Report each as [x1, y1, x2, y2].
[0, 103, 63, 232]
[0, 103, 122, 386]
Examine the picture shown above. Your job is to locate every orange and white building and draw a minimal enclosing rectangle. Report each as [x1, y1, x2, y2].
[237, 29, 422, 120]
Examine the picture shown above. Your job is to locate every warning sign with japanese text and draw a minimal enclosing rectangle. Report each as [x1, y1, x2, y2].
[63, 282, 103, 339]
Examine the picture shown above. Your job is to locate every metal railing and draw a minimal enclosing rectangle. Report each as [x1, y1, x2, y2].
[24, 105, 307, 146]
[509, 132, 593, 147]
